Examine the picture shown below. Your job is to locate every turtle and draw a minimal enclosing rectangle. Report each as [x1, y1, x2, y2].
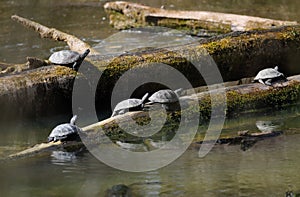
[253, 66, 287, 86]
[148, 88, 183, 111]
[48, 115, 82, 142]
[48, 49, 90, 71]
[111, 93, 149, 117]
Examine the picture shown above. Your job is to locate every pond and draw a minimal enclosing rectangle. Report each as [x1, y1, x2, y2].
[1, 0, 300, 196]
[1, 106, 300, 196]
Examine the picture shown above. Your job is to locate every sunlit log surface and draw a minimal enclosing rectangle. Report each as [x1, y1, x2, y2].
[104, 1, 297, 34]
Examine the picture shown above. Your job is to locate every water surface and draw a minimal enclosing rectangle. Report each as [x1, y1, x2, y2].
[1, 0, 300, 196]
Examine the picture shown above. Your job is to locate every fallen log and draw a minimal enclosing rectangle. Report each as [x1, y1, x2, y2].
[81, 75, 300, 143]
[11, 15, 99, 55]
[6, 75, 300, 159]
[0, 65, 77, 119]
[7, 141, 85, 159]
[0, 57, 48, 76]
[104, 1, 298, 34]
[11, 14, 300, 83]
[7, 15, 300, 118]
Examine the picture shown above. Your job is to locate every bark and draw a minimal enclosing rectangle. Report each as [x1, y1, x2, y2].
[11, 15, 99, 55]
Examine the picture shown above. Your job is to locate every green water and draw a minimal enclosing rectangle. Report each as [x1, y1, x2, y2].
[1, 0, 300, 196]
[1, 106, 300, 196]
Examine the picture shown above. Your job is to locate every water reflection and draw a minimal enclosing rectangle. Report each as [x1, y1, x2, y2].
[51, 151, 77, 164]
[94, 27, 197, 56]
[255, 120, 283, 133]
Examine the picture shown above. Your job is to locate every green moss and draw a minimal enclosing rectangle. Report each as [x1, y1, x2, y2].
[226, 81, 300, 115]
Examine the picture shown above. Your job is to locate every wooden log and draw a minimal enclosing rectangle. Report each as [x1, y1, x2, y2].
[82, 75, 300, 142]
[11, 15, 300, 83]
[7, 141, 85, 159]
[11, 15, 99, 55]
[104, 1, 298, 34]
[0, 65, 77, 119]
[0, 57, 48, 76]
[8, 15, 300, 117]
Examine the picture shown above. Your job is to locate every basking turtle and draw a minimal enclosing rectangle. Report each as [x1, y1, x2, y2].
[148, 88, 183, 111]
[48, 115, 82, 142]
[111, 93, 149, 117]
[48, 49, 90, 70]
[253, 66, 287, 86]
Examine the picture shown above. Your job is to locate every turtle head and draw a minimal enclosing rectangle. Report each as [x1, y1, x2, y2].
[141, 93, 149, 104]
[174, 88, 184, 97]
[72, 49, 90, 71]
[274, 66, 279, 70]
[70, 115, 78, 125]
[80, 49, 90, 60]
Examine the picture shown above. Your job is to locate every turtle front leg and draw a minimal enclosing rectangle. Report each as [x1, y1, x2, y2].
[264, 79, 272, 86]
[119, 109, 126, 115]
[258, 79, 266, 85]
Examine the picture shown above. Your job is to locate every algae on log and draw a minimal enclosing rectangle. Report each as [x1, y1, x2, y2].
[0, 57, 48, 76]
[104, 1, 297, 34]
[90, 26, 300, 105]
[8, 15, 300, 114]
[8, 76, 300, 158]
[0, 66, 77, 119]
[82, 75, 300, 143]
[11, 14, 300, 86]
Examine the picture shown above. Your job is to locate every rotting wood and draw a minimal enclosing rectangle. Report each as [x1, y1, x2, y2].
[104, 1, 298, 34]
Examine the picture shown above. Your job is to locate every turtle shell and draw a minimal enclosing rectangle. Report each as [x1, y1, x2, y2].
[113, 99, 143, 113]
[48, 123, 82, 142]
[49, 50, 80, 64]
[254, 68, 283, 81]
[149, 89, 179, 103]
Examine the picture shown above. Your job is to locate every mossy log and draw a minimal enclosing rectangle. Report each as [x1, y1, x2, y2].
[0, 57, 48, 76]
[104, 1, 297, 34]
[11, 14, 300, 83]
[82, 75, 300, 143]
[0, 65, 77, 119]
[8, 15, 300, 117]
[89, 25, 300, 105]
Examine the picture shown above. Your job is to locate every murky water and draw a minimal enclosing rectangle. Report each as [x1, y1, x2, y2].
[1, 0, 300, 196]
[1, 105, 300, 196]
